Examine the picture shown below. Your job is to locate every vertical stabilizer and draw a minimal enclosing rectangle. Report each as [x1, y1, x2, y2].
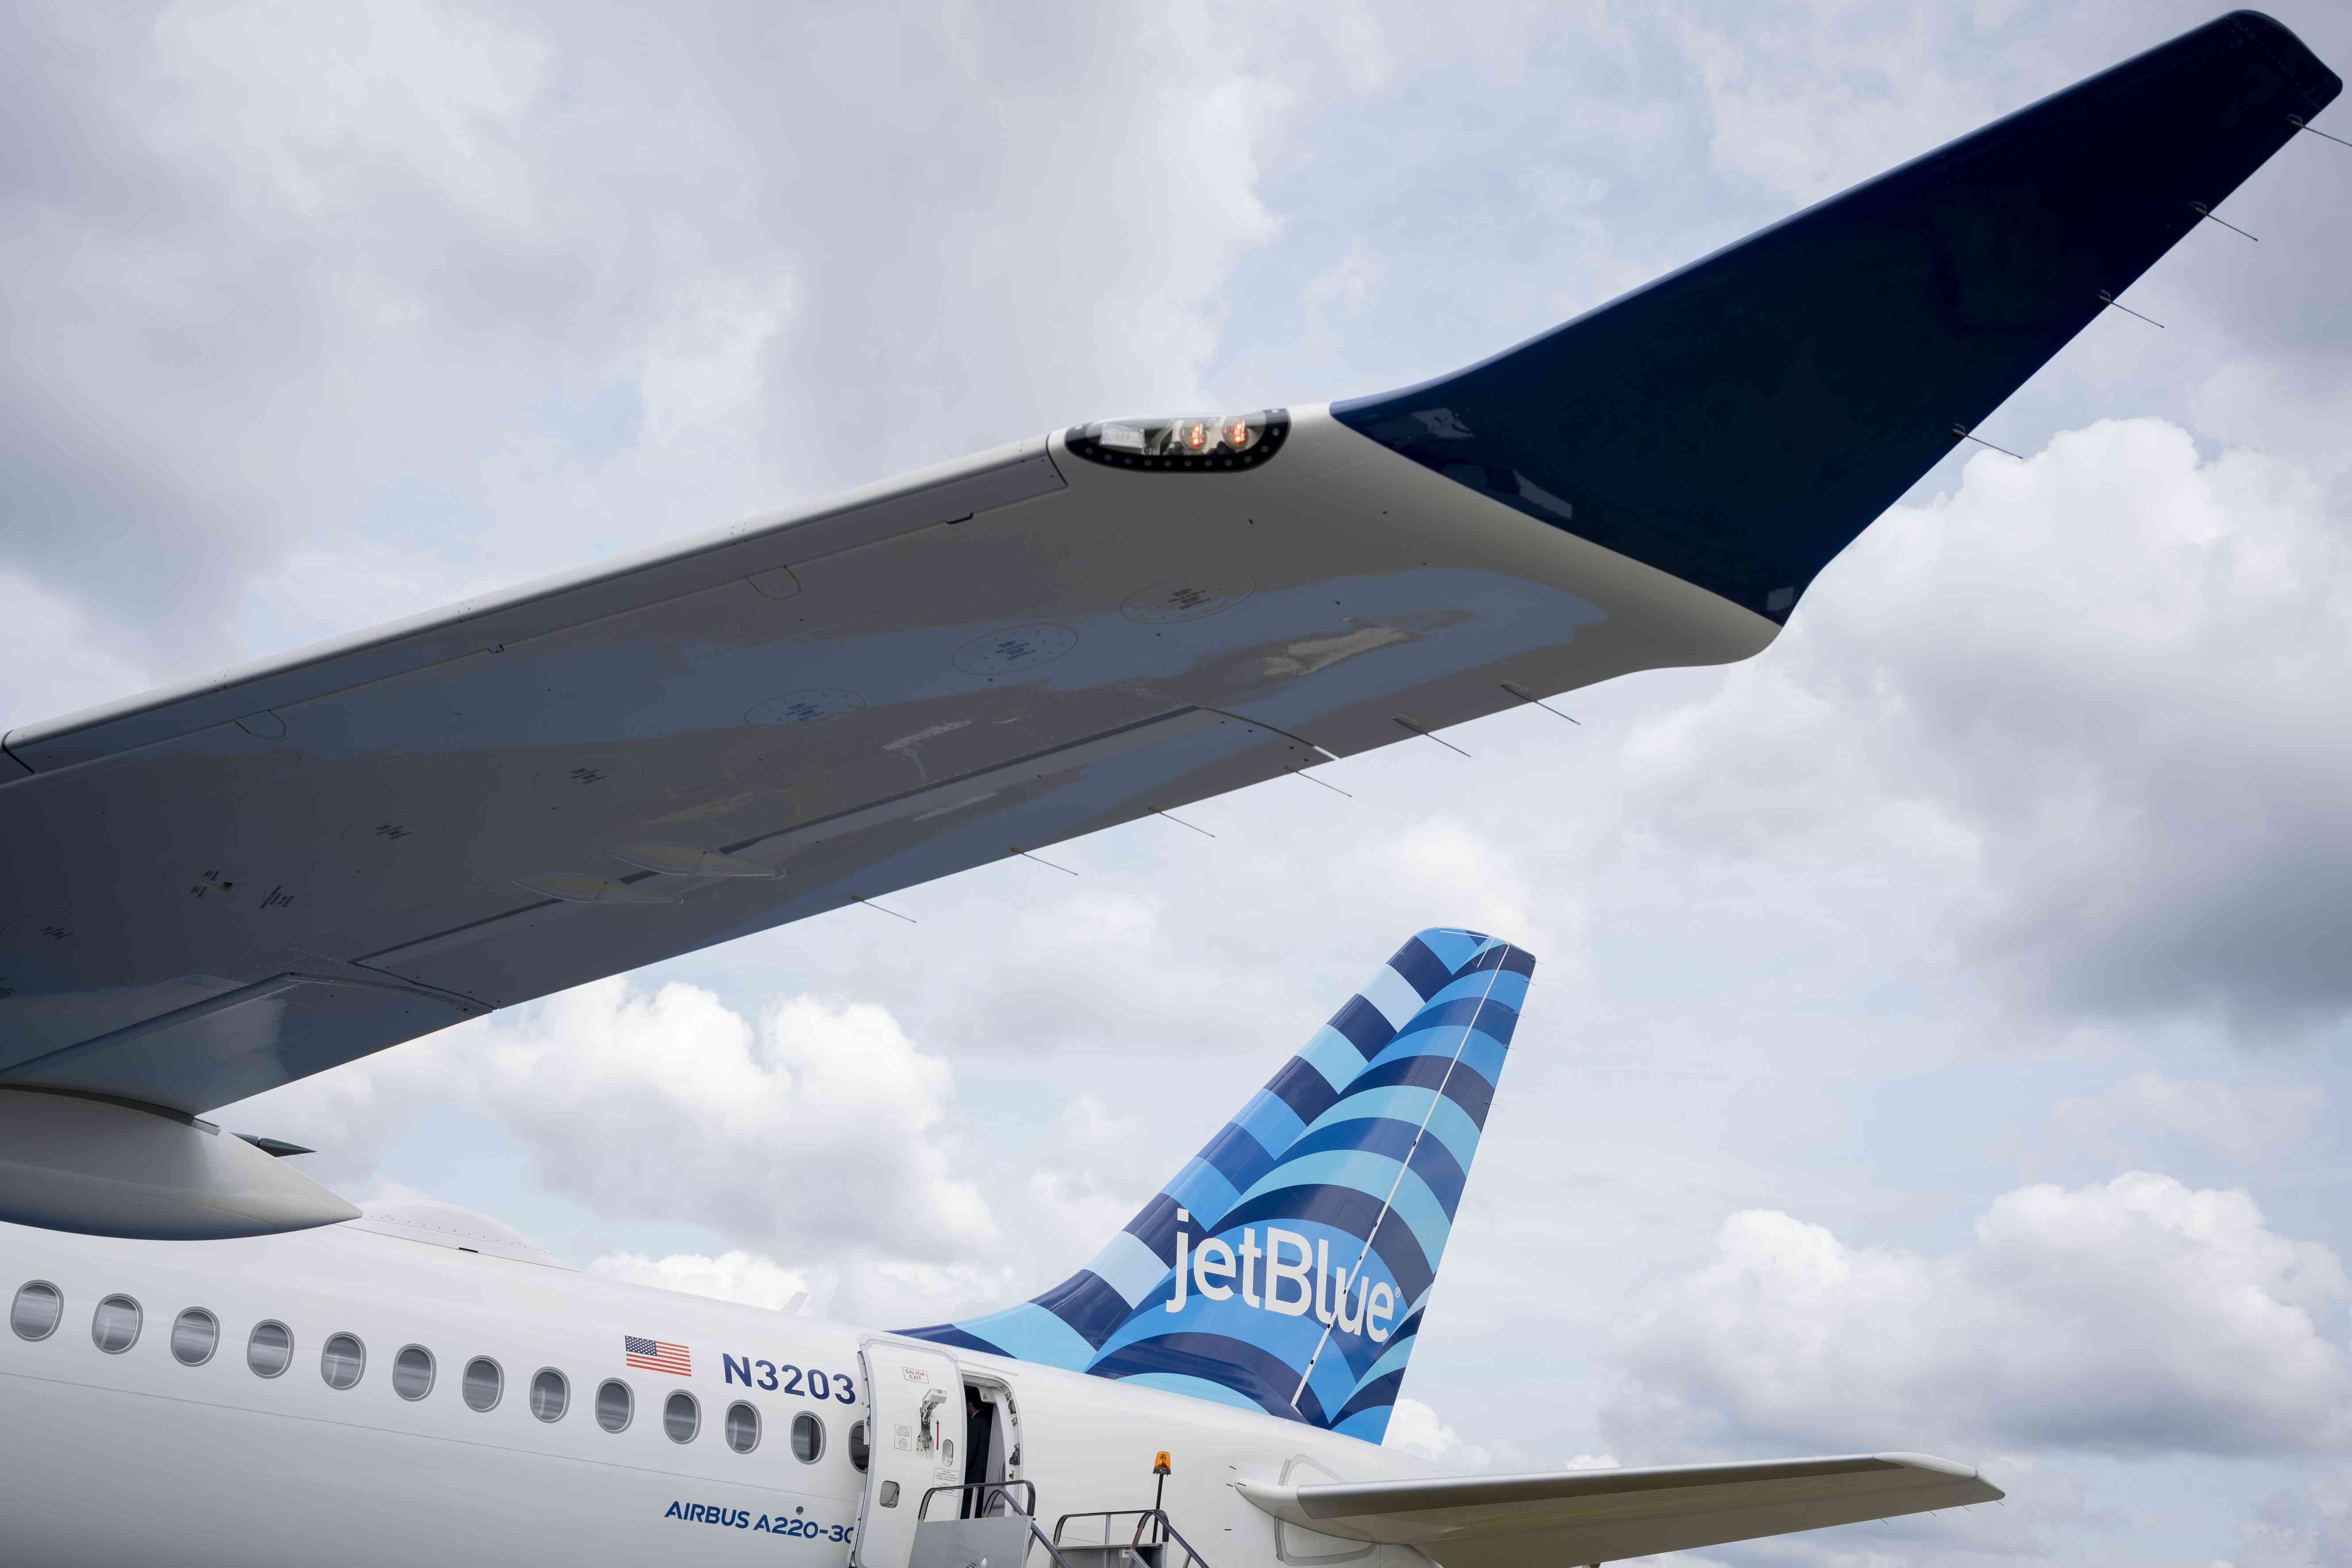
[902, 928, 1533, 1441]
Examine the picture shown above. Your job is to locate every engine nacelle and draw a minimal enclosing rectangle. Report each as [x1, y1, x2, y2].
[0, 1086, 358, 1239]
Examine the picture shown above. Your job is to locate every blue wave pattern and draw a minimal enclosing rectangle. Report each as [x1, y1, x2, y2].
[900, 928, 1533, 1442]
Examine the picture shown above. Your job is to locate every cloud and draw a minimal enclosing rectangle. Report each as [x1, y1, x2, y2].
[1602, 1173, 2352, 1462]
[584, 1247, 1050, 1331]
[1384, 1395, 1495, 1471]
[0, 569, 150, 726]
[0, 0, 1304, 705]
[2050, 1071, 2325, 1170]
[1603, 417, 2352, 1040]
[2214, 1465, 2352, 1568]
[588, 1249, 822, 1314]
[221, 973, 1218, 1326]
[229, 975, 995, 1264]
[1024, 1093, 1158, 1255]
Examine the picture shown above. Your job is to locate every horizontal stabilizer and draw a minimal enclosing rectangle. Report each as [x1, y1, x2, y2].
[1236, 1451, 2002, 1567]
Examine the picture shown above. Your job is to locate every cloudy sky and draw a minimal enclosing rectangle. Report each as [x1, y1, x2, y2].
[8, 2, 2352, 1564]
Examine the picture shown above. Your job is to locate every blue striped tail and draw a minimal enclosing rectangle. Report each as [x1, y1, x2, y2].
[898, 928, 1533, 1442]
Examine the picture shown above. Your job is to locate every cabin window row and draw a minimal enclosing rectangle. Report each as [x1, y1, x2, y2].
[11, 1280, 848, 1461]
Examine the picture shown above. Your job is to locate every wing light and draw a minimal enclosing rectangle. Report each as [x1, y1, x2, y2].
[1064, 409, 1289, 471]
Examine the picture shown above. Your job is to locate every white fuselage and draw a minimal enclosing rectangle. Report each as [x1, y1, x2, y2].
[0, 1219, 1442, 1567]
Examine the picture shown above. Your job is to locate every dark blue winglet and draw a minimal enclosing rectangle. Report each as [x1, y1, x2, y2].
[1334, 11, 2340, 624]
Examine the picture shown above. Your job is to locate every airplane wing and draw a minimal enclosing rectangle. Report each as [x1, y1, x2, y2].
[1332, 10, 2340, 620]
[1235, 1452, 2004, 1567]
[0, 12, 2336, 1117]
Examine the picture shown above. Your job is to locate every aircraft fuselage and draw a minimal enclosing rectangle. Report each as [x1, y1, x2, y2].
[0, 1219, 1437, 1568]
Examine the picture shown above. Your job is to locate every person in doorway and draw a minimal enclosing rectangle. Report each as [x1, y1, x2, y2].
[960, 1386, 991, 1518]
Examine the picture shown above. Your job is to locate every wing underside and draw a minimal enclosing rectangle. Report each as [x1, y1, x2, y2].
[0, 420, 1763, 1113]
[1238, 1452, 2003, 1567]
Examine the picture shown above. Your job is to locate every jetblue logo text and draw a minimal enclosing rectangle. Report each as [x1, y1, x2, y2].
[1167, 1214, 1397, 1341]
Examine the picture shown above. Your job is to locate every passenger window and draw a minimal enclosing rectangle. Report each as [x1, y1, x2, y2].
[91, 1294, 141, 1354]
[724, 1401, 760, 1454]
[849, 1419, 870, 1472]
[530, 1368, 569, 1422]
[169, 1308, 218, 1366]
[596, 1379, 634, 1433]
[320, 1333, 365, 1389]
[791, 1411, 824, 1463]
[663, 1390, 699, 1443]
[463, 1357, 503, 1412]
[393, 1345, 435, 1400]
[247, 1321, 293, 1377]
[10, 1281, 62, 1341]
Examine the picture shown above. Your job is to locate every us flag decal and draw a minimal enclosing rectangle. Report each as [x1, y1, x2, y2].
[625, 1336, 692, 1375]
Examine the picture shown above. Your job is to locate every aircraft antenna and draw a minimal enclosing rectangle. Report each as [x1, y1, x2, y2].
[1288, 940, 1513, 1413]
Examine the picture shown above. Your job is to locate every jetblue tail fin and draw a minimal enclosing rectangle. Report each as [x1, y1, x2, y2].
[902, 928, 1533, 1441]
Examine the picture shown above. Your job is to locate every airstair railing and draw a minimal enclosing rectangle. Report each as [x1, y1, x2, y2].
[916, 1483, 1080, 1568]
[1052, 1509, 1213, 1568]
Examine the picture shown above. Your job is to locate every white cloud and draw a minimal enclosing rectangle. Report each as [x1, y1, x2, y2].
[0, 0, 1309, 703]
[589, 1249, 823, 1314]
[1672, 3, 2014, 204]
[0, 570, 150, 726]
[2214, 1465, 2352, 1568]
[1385, 1395, 1494, 1471]
[2052, 1072, 2325, 1170]
[1025, 1093, 1157, 1255]
[1604, 1173, 2352, 1461]
[1601, 417, 2352, 1039]
[228, 976, 994, 1264]
[584, 1247, 1052, 1332]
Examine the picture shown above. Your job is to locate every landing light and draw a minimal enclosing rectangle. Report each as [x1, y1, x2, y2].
[1064, 409, 1289, 472]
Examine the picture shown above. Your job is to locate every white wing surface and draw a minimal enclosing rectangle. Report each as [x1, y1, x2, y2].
[1236, 1453, 2002, 1567]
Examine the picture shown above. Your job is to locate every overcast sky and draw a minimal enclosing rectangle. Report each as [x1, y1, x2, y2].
[8, 3, 2352, 1564]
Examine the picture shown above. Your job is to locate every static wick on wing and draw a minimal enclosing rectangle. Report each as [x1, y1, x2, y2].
[2289, 114, 2352, 149]
[1392, 715, 1472, 757]
[1155, 809, 1216, 839]
[2190, 201, 2259, 240]
[851, 894, 917, 923]
[1016, 848, 1079, 876]
[2095, 289, 2166, 328]
[1286, 767, 1353, 798]
[1500, 681, 1582, 725]
[1950, 424, 2025, 460]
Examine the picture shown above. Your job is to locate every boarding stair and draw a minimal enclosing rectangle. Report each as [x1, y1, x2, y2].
[908, 1485, 1214, 1568]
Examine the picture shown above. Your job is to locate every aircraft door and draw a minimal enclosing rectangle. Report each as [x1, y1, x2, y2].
[853, 1338, 962, 1568]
